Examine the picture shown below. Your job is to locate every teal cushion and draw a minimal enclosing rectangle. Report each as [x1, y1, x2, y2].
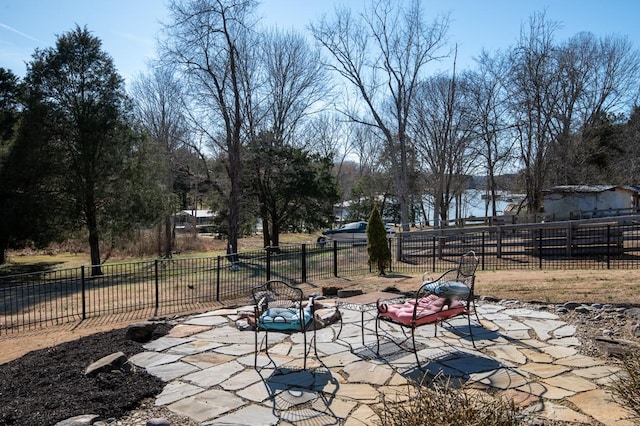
[422, 281, 469, 299]
[259, 306, 312, 331]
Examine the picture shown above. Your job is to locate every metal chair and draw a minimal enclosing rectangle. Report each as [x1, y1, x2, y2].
[252, 279, 317, 369]
[375, 251, 480, 368]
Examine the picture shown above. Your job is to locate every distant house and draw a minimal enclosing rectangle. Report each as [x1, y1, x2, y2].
[174, 209, 216, 232]
[541, 185, 640, 220]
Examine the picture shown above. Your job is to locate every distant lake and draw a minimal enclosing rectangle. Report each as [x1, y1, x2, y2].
[420, 189, 517, 225]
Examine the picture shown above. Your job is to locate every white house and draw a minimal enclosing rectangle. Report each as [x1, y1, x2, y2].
[542, 185, 640, 220]
[174, 209, 216, 232]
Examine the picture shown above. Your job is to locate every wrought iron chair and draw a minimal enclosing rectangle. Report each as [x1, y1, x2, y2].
[375, 251, 480, 368]
[252, 279, 317, 369]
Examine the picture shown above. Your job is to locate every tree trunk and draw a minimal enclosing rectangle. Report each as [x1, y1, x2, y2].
[86, 195, 102, 276]
[88, 225, 102, 276]
[164, 214, 173, 258]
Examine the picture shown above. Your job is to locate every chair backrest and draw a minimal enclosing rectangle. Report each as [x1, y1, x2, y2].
[457, 251, 479, 280]
[251, 279, 303, 311]
[417, 251, 479, 303]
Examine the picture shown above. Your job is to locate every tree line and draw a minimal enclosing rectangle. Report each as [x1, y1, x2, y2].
[1, 0, 640, 274]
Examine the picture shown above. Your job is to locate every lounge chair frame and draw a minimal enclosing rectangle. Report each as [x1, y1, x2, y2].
[375, 251, 480, 368]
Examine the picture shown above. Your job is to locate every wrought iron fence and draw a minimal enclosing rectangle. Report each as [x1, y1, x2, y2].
[2, 216, 640, 334]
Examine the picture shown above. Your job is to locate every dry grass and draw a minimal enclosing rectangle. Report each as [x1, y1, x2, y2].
[610, 350, 640, 421]
[318, 269, 640, 306]
[378, 375, 520, 426]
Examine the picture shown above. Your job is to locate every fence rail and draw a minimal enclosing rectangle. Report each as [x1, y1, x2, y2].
[3, 215, 640, 334]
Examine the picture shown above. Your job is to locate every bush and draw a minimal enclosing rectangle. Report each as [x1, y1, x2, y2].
[378, 376, 521, 426]
[609, 349, 640, 420]
[367, 204, 392, 275]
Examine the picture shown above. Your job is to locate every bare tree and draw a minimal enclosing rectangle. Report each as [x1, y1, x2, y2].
[466, 52, 517, 216]
[620, 107, 640, 183]
[245, 27, 336, 246]
[410, 73, 477, 226]
[130, 65, 190, 257]
[506, 12, 640, 210]
[311, 0, 449, 231]
[505, 12, 562, 213]
[161, 0, 257, 254]
[260, 28, 330, 145]
[549, 32, 640, 184]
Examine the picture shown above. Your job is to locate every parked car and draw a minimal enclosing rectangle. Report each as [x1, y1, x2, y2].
[318, 221, 395, 244]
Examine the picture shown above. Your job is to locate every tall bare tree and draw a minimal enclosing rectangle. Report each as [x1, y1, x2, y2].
[260, 28, 330, 145]
[244, 27, 336, 246]
[311, 0, 449, 231]
[549, 32, 640, 184]
[161, 0, 257, 254]
[410, 73, 476, 226]
[466, 52, 516, 216]
[130, 65, 190, 257]
[506, 12, 562, 213]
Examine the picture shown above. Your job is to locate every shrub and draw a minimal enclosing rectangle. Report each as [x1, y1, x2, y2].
[367, 204, 392, 275]
[609, 349, 640, 420]
[378, 376, 521, 426]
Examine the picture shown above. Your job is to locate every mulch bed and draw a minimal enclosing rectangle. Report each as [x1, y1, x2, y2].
[0, 324, 171, 425]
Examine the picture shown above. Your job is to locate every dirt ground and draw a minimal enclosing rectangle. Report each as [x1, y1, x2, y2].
[1, 268, 639, 425]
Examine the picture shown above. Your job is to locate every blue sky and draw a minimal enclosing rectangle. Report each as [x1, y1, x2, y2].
[2, 1, 640, 85]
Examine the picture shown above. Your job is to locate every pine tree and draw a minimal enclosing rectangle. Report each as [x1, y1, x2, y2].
[367, 204, 392, 275]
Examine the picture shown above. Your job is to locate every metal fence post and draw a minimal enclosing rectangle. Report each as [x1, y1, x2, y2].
[81, 265, 86, 320]
[431, 236, 436, 272]
[266, 249, 272, 281]
[607, 225, 611, 269]
[216, 256, 221, 301]
[481, 231, 486, 271]
[301, 244, 307, 282]
[333, 240, 338, 277]
[154, 260, 159, 316]
[538, 228, 543, 269]
[388, 238, 393, 273]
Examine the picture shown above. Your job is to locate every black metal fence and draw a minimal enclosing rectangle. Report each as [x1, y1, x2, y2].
[2, 215, 640, 334]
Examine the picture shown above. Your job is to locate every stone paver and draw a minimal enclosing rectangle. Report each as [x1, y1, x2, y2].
[542, 373, 599, 392]
[168, 389, 245, 423]
[486, 344, 528, 365]
[519, 362, 571, 378]
[343, 361, 393, 385]
[155, 381, 204, 405]
[203, 405, 278, 426]
[518, 381, 576, 400]
[132, 300, 628, 426]
[572, 364, 620, 380]
[569, 389, 636, 425]
[146, 361, 200, 381]
[468, 367, 530, 390]
[182, 361, 244, 387]
[526, 401, 592, 424]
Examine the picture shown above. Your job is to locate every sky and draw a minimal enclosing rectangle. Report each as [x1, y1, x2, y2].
[2, 0, 640, 87]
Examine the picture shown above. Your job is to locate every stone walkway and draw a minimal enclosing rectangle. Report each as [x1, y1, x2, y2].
[129, 300, 635, 425]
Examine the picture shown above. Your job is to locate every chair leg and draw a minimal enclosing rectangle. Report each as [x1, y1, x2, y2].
[472, 299, 482, 325]
[375, 317, 381, 355]
[254, 329, 258, 368]
[411, 328, 421, 369]
[312, 325, 318, 360]
[302, 328, 307, 370]
[467, 312, 476, 349]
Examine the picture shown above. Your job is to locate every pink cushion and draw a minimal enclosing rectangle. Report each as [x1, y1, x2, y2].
[378, 296, 466, 327]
